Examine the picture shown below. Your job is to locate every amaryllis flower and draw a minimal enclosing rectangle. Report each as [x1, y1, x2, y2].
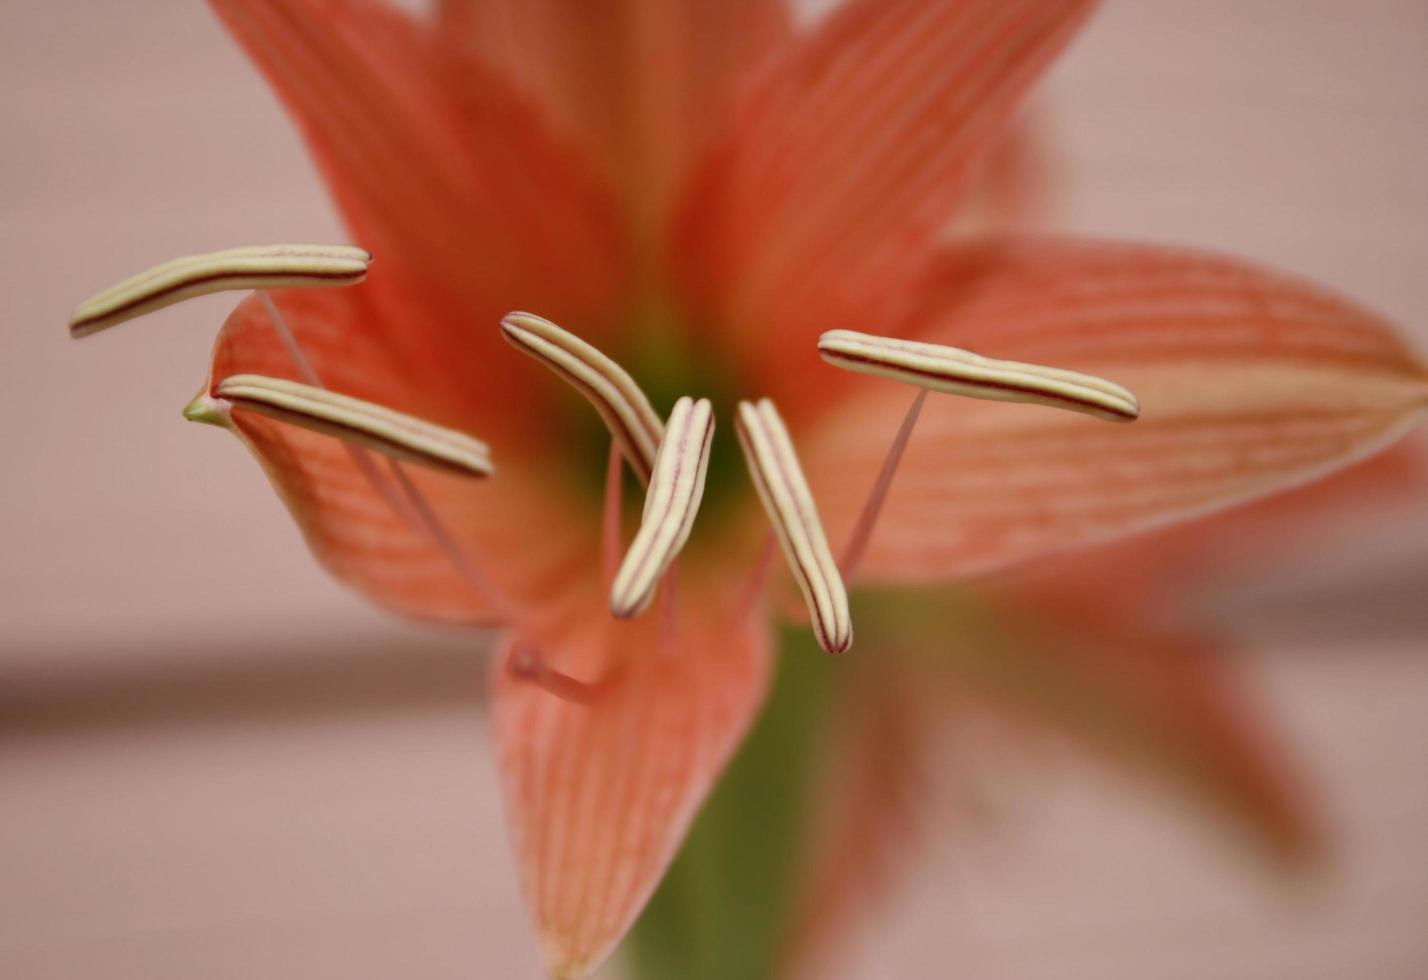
[67, 1, 1428, 977]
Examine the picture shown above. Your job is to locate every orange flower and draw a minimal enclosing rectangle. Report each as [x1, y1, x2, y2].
[71, 1, 1428, 976]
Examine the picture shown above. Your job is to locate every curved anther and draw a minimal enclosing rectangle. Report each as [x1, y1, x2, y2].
[500, 312, 664, 483]
[818, 329, 1140, 422]
[735, 398, 852, 654]
[610, 397, 715, 618]
[69, 244, 370, 338]
[213, 373, 494, 477]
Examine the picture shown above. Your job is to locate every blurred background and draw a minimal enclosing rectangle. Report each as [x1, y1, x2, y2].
[2, 1, 1426, 977]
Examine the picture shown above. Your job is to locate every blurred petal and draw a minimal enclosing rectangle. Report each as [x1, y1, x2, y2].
[802, 239, 1428, 583]
[672, 0, 1096, 375]
[952, 111, 1060, 236]
[207, 290, 594, 625]
[492, 576, 772, 978]
[436, 0, 791, 231]
[209, 0, 628, 393]
[1012, 438, 1428, 616]
[784, 588, 1322, 975]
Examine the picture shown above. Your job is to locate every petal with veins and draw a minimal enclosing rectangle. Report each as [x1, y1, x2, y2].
[494, 575, 771, 979]
[436, 0, 792, 225]
[673, 0, 1096, 377]
[208, 0, 627, 405]
[207, 289, 592, 626]
[803, 238, 1428, 584]
[611, 397, 715, 617]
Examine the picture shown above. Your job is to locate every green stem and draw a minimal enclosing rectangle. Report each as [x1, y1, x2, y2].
[621, 631, 838, 980]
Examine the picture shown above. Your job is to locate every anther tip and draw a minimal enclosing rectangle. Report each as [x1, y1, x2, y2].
[182, 391, 232, 428]
[500, 311, 546, 334]
[608, 593, 651, 621]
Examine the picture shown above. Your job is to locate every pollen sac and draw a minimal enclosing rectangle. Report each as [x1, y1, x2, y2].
[500, 312, 664, 483]
[735, 398, 852, 654]
[818, 329, 1140, 422]
[610, 397, 715, 619]
[212, 374, 493, 478]
[68, 244, 372, 338]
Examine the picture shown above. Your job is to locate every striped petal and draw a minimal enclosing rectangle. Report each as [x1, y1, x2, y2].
[800, 239, 1428, 583]
[671, 0, 1096, 383]
[435, 0, 792, 227]
[493, 574, 771, 979]
[204, 289, 593, 625]
[208, 0, 627, 415]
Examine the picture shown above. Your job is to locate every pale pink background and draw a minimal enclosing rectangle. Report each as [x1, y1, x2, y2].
[2, 2, 1427, 978]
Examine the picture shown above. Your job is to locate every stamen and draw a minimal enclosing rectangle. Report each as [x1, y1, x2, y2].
[387, 459, 513, 621]
[735, 399, 852, 654]
[500, 312, 664, 483]
[840, 389, 927, 577]
[255, 294, 513, 620]
[609, 397, 715, 618]
[213, 373, 494, 478]
[68, 244, 371, 338]
[818, 329, 1140, 422]
[738, 533, 777, 624]
[258, 289, 322, 386]
[506, 643, 609, 706]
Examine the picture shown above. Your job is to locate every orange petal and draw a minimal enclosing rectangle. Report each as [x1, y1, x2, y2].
[492, 572, 772, 978]
[435, 0, 791, 228]
[209, 0, 628, 392]
[671, 0, 1096, 379]
[801, 238, 1428, 583]
[206, 290, 594, 626]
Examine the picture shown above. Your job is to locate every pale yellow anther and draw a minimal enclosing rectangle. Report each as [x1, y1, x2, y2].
[211, 374, 492, 478]
[735, 398, 852, 654]
[818, 329, 1140, 422]
[610, 396, 715, 618]
[500, 312, 664, 483]
[68, 244, 372, 338]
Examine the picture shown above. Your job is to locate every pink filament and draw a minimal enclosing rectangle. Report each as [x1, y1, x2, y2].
[839, 388, 927, 577]
[507, 643, 611, 706]
[257, 289, 513, 622]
